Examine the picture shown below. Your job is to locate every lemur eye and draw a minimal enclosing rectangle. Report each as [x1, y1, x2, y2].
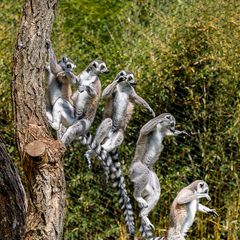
[200, 183, 204, 188]
[66, 63, 72, 68]
[128, 76, 133, 80]
[120, 71, 125, 76]
[100, 65, 105, 70]
[165, 115, 171, 120]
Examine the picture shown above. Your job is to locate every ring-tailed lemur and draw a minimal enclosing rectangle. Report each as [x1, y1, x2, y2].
[48, 60, 109, 145]
[45, 41, 77, 122]
[81, 71, 155, 238]
[129, 113, 188, 239]
[85, 70, 155, 170]
[167, 180, 218, 240]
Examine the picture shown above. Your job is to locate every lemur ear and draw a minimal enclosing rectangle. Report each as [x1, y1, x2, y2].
[62, 57, 68, 62]
[120, 70, 125, 76]
[92, 61, 97, 68]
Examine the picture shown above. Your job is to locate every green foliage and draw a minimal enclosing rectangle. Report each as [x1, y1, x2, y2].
[1, 0, 240, 239]
[0, 0, 23, 152]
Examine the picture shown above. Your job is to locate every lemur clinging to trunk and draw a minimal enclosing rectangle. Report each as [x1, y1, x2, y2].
[45, 40, 77, 124]
[47, 60, 109, 145]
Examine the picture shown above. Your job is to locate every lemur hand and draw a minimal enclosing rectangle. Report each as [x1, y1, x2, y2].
[46, 39, 51, 50]
[116, 76, 125, 83]
[209, 209, 218, 217]
[181, 130, 190, 136]
[78, 85, 87, 93]
[150, 109, 156, 117]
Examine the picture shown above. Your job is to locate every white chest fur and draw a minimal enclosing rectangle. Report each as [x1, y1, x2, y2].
[181, 199, 198, 235]
[143, 128, 164, 167]
[112, 86, 129, 125]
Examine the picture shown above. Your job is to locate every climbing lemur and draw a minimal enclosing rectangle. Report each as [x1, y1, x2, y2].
[167, 180, 218, 240]
[45, 41, 77, 122]
[48, 60, 109, 145]
[129, 113, 188, 239]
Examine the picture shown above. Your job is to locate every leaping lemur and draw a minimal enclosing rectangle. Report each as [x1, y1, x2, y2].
[85, 70, 155, 168]
[166, 180, 218, 240]
[48, 60, 109, 145]
[81, 70, 155, 238]
[45, 41, 77, 122]
[129, 113, 188, 239]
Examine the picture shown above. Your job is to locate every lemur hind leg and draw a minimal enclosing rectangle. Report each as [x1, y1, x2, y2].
[57, 124, 67, 140]
[49, 98, 75, 131]
[85, 118, 113, 164]
[140, 171, 161, 230]
[95, 118, 113, 143]
[130, 162, 151, 208]
[61, 119, 91, 146]
[46, 105, 53, 122]
[101, 130, 124, 152]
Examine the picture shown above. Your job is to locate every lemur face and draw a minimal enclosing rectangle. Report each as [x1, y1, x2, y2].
[115, 70, 136, 85]
[197, 181, 209, 195]
[125, 71, 136, 85]
[92, 60, 109, 75]
[115, 70, 127, 82]
[158, 113, 176, 131]
[58, 57, 76, 72]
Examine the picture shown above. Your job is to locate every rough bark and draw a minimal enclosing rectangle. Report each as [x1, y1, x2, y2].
[0, 136, 26, 239]
[12, 0, 66, 239]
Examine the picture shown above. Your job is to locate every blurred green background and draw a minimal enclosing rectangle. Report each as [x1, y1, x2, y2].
[0, 0, 239, 239]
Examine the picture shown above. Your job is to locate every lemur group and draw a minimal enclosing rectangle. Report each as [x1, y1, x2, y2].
[45, 41, 218, 240]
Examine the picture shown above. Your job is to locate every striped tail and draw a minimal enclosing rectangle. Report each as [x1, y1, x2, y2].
[140, 219, 166, 240]
[80, 135, 135, 237]
[140, 219, 154, 239]
[110, 160, 135, 237]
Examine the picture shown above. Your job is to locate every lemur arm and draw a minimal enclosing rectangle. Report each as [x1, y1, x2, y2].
[198, 204, 218, 216]
[165, 129, 189, 136]
[79, 85, 97, 97]
[176, 189, 211, 204]
[64, 71, 78, 85]
[46, 41, 62, 75]
[130, 90, 155, 117]
[102, 81, 118, 99]
[140, 115, 165, 136]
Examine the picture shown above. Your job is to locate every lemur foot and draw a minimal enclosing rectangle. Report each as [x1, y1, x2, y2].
[48, 120, 60, 131]
[45, 63, 50, 72]
[142, 217, 155, 230]
[209, 209, 218, 217]
[136, 197, 148, 208]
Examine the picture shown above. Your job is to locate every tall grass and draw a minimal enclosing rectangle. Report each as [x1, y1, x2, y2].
[0, 0, 239, 239]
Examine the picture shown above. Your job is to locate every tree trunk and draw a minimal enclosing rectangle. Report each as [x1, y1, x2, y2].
[0, 136, 26, 239]
[12, 0, 66, 239]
